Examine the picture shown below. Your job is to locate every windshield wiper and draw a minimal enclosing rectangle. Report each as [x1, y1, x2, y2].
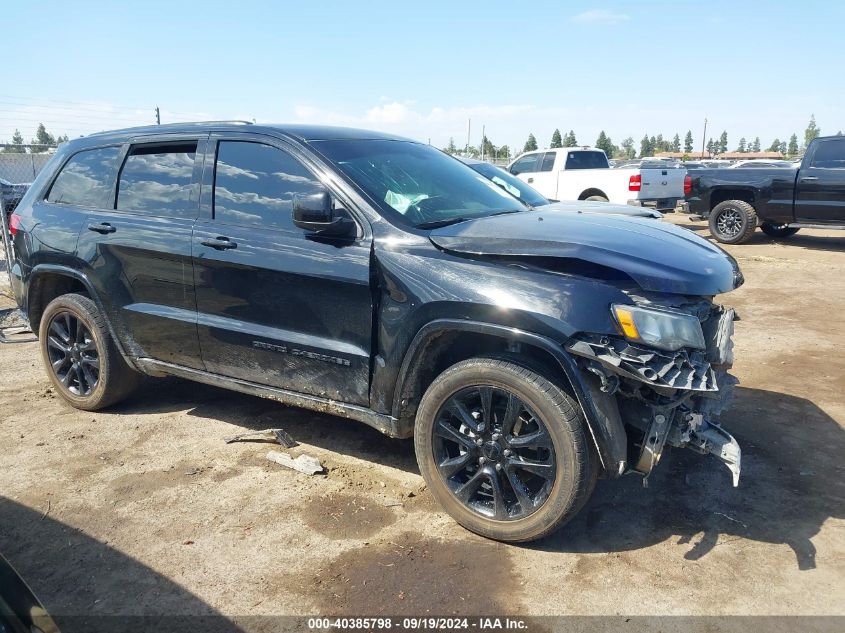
[415, 217, 473, 229]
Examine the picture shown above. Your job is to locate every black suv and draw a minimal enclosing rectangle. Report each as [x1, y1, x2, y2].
[8, 122, 744, 542]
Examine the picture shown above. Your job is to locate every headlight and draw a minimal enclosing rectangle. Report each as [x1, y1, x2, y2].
[611, 304, 705, 351]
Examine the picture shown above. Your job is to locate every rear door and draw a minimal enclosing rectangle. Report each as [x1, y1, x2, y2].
[192, 134, 373, 405]
[794, 137, 845, 223]
[526, 151, 559, 199]
[509, 152, 550, 196]
[74, 135, 205, 368]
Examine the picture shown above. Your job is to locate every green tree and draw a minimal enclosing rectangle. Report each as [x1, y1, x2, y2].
[751, 137, 761, 153]
[639, 135, 652, 157]
[595, 131, 614, 157]
[550, 129, 563, 148]
[443, 137, 457, 155]
[706, 138, 715, 156]
[737, 137, 746, 153]
[523, 133, 538, 152]
[768, 138, 781, 152]
[787, 134, 799, 156]
[480, 135, 495, 159]
[804, 114, 820, 149]
[620, 137, 636, 159]
[684, 130, 694, 153]
[779, 140, 787, 155]
[671, 133, 681, 152]
[32, 123, 56, 149]
[718, 131, 728, 154]
[4, 129, 25, 153]
[564, 130, 578, 147]
[497, 145, 511, 160]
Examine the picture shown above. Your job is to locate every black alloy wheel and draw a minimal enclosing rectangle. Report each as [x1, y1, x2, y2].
[432, 385, 556, 521]
[46, 311, 100, 396]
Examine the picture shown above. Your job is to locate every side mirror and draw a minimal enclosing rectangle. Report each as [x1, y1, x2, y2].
[292, 191, 356, 238]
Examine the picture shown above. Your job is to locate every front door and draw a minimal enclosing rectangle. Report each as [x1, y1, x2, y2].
[192, 136, 374, 405]
[795, 137, 845, 223]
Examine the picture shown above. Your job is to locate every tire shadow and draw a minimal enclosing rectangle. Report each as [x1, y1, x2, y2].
[537, 386, 845, 571]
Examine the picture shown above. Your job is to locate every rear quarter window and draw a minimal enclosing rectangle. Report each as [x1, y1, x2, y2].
[46, 146, 122, 208]
[564, 151, 609, 170]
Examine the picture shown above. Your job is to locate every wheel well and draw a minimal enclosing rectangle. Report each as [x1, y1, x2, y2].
[578, 188, 607, 200]
[27, 273, 88, 331]
[710, 189, 755, 211]
[395, 330, 571, 433]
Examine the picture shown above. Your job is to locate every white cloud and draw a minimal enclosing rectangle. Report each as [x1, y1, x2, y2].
[570, 9, 631, 25]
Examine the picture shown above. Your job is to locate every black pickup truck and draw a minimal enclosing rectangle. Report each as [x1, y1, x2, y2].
[686, 135, 845, 243]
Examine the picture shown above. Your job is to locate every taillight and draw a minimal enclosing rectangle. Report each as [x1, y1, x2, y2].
[8, 212, 21, 236]
[684, 174, 692, 196]
[628, 174, 642, 192]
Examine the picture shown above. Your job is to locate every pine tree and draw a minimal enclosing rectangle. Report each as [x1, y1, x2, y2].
[804, 114, 820, 149]
[787, 134, 799, 156]
[640, 135, 652, 158]
[620, 137, 636, 159]
[595, 131, 614, 157]
[32, 123, 56, 149]
[751, 137, 761, 153]
[768, 138, 781, 152]
[779, 140, 787, 155]
[524, 133, 538, 152]
[671, 133, 681, 153]
[719, 131, 728, 154]
[565, 130, 578, 147]
[706, 138, 715, 156]
[4, 129, 25, 153]
[498, 145, 511, 160]
[443, 137, 457, 155]
[737, 137, 747, 153]
[684, 130, 694, 153]
[550, 129, 563, 148]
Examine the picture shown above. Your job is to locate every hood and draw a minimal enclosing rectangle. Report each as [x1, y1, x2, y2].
[429, 211, 742, 296]
[543, 200, 663, 219]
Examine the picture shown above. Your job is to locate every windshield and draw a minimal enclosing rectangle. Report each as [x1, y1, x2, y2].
[467, 161, 549, 207]
[311, 139, 525, 228]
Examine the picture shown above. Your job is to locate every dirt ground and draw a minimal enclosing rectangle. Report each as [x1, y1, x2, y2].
[1, 217, 844, 629]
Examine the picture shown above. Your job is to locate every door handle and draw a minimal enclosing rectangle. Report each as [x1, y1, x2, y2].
[200, 236, 238, 250]
[87, 222, 116, 234]
[800, 176, 819, 181]
[527, 177, 534, 183]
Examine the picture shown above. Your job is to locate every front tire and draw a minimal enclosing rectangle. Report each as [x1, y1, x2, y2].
[39, 293, 140, 411]
[760, 222, 800, 239]
[585, 195, 609, 202]
[709, 200, 758, 244]
[414, 358, 595, 542]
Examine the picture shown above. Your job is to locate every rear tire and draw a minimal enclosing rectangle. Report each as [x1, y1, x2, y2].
[760, 222, 800, 239]
[39, 293, 140, 411]
[709, 200, 758, 244]
[414, 357, 596, 542]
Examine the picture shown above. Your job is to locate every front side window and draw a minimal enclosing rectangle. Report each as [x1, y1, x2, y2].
[810, 140, 845, 169]
[540, 152, 556, 172]
[47, 146, 121, 208]
[509, 153, 540, 175]
[213, 141, 324, 229]
[117, 142, 197, 216]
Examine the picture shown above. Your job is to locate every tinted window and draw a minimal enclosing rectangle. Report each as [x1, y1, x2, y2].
[214, 141, 324, 229]
[47, 146, 121, 208]
[540, 152, 556, 172]
[117, 142, 197, 216]
[564, 151, 609, 170]
[509, 154, 540, 175]
[811, 140, 845, 169]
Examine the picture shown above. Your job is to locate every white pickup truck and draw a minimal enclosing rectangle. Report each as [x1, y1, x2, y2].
[508, 147, 690, 212]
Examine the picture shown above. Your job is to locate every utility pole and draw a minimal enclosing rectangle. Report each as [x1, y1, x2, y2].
[701, 117, 707, 158]
[155, 106, 161, 125]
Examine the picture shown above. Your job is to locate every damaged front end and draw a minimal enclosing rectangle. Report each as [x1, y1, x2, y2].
[568, 297, 741, 487]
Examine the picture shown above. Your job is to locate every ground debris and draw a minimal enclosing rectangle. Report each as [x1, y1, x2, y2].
[266, 450, 324, 475]
[224, 428, 298, 447]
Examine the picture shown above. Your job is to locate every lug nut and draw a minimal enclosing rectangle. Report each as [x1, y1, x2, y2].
[495, 463, 502, 471]
[476, 438, 484, 446]
[479, 456, 487, 464]
[492, 432, 501, 441]
[503, 449, 512, 457]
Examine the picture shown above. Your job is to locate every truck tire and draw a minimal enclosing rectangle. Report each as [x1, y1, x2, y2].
[39, 293, 140, 411]
[709, 200, 758, 244]
[414, 357, 596, 542]
[760, 222, 800, 239]
[585, 195, 609, 202]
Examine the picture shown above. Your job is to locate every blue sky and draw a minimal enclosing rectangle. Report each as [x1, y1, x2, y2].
[2, 1, 842, 151]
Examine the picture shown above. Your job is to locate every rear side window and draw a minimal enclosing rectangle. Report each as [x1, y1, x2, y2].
[213, 141, 324, 229]
[116, 142, 198, 216]
[47, 146, 121, 208]
[509, 153, 540, 175]
[810, 140, 845, 169]
[564, 151, 610, 170]
[540, 152, 556, 171]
